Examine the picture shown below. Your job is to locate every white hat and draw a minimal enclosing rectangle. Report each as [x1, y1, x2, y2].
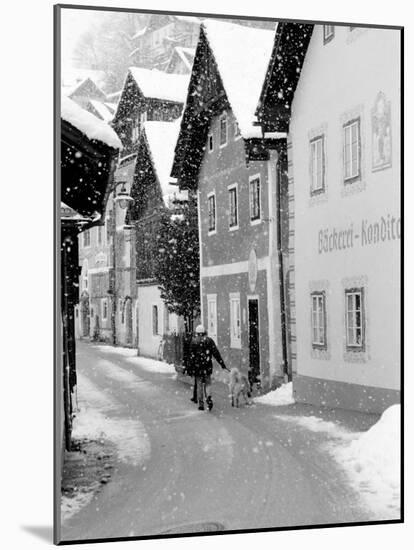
[195, 324, 206, 334]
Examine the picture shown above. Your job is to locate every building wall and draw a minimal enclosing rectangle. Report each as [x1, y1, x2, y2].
[198, 109, 285, 388]
[289, 25, 401, 412]
[137, 283, 181, 358]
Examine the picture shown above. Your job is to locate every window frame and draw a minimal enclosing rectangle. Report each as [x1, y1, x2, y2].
[311, 291, 327, 349]
[345, 287, 365, 351]
[228, 183, 239, 231]
[219, 112, 228, 148]
[83, 229, 91, 248]
[207, 132, 214, 153]
[343, 117, 361, 184]
[207, 294, 217, 341]
[323, 25, 335, 44]
[249, 174, 261, 224]
[229, 292, 241, 349]
[207, 191, 216, 234]
[152, 304, 159, 336]
[101, 298, 108, 321]
[310, 135, 326, 195]
[234, 119, 242, 141]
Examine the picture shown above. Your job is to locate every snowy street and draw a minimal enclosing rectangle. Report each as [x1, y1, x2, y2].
[61, 341, 398, 542]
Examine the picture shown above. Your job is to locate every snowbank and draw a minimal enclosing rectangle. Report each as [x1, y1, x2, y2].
[202, 20, 283, 140]
[93, 344, 176, 374]
[275, 404, 401, 518]
[254, 382, 295, 406]
[73, 373, 151, 467]
[61, 96, 122, 150]
[332, 404, 400, 518]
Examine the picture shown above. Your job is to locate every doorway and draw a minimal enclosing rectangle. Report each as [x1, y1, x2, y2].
[248, 298, 260, 386]
[125, 298, 133, 345]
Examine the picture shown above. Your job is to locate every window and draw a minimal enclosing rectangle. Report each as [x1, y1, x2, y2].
[83, 229, 90, 247]
[131, 124, 139, 142]
[152, 305, 159, 335]
[345, 288, 365, 349]
[310, 136, 325, 194]
[234, 120, 241, 139]
[102, 298, 108, 321]
[97, 225, 103, 245]
[207, 193, 216, 233]
[219, 113, 227, 147]
[120, 299, 124, 323]
[311, 292, 327, 348]
[207, 294, 217, 340]
[249, 175, 261, 221]
[208, 132, 214, 153]
[228, 185, 238, 229]
[82, 259, 88, 290]
[323, 25, 335, 43]
[343, 119, 361, 182]
[230, 293, 241, 348]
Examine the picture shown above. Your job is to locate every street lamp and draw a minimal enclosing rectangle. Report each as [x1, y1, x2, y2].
[110, 181, 133, 345]
[114, 182, 134, 210]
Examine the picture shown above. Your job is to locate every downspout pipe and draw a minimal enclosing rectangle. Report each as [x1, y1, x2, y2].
[276, 143, 289, 380]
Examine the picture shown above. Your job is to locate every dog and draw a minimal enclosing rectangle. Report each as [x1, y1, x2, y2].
[229, 367, 252, 407]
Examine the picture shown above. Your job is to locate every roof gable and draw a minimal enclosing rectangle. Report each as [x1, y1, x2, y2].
[171, 21, 284, 187]
[67, 77, 106, 101]
[202, 20, 276, 139]
[256, 22, 314, 132]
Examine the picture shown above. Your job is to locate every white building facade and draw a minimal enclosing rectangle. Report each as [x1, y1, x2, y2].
[287, 25, 401, 412]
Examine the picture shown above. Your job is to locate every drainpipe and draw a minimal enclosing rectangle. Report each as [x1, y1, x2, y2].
[110, 189, 117, 346]
[276, 145, 289, 381]
[196, 189, 203, 327]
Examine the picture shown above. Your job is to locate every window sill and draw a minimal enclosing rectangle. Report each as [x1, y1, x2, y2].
[250, 218, 261, 226]
[208, 229, 217, 236]
[229, 225, 239, 232]
[230, 341, 242, 349]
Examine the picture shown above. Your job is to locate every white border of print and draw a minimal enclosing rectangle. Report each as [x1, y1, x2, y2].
[3, 2, 409, 550]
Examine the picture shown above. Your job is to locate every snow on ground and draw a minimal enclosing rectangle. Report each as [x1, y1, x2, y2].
[274, 405, 400, 519]
[332, 404, 400, 518]
[94, 344, 176, 374]
[61, 96, 122, 149]
[254, 382, 295, 406]
[61, 490, 95, 523]
[73, 373, 151, 466]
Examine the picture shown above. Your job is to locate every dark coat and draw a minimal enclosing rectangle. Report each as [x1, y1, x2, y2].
[189, 335, 227, 377]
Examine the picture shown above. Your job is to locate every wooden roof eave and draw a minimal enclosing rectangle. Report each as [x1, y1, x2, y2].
[255, 23, 314, 133]
[61, 119, 119, 220]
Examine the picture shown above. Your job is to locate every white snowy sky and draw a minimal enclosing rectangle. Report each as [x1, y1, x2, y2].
[61, 7, 109, 69]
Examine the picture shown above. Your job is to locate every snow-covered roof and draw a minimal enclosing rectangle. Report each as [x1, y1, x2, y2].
[128, 67, 190, 103]
[132, 26, 147, 40]
[143, 120, 181, 203]
[62, 68, 106, 89]
[174, 15, 201, 24]
[90, 99, 114, 122]
[175, 46, 195, 71]
[202, 20, 279, 139]
[61, 96, 122, 150]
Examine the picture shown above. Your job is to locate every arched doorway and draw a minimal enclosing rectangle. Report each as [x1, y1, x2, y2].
[80, 291, 90, 337]
[125, 297, 133, 345]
